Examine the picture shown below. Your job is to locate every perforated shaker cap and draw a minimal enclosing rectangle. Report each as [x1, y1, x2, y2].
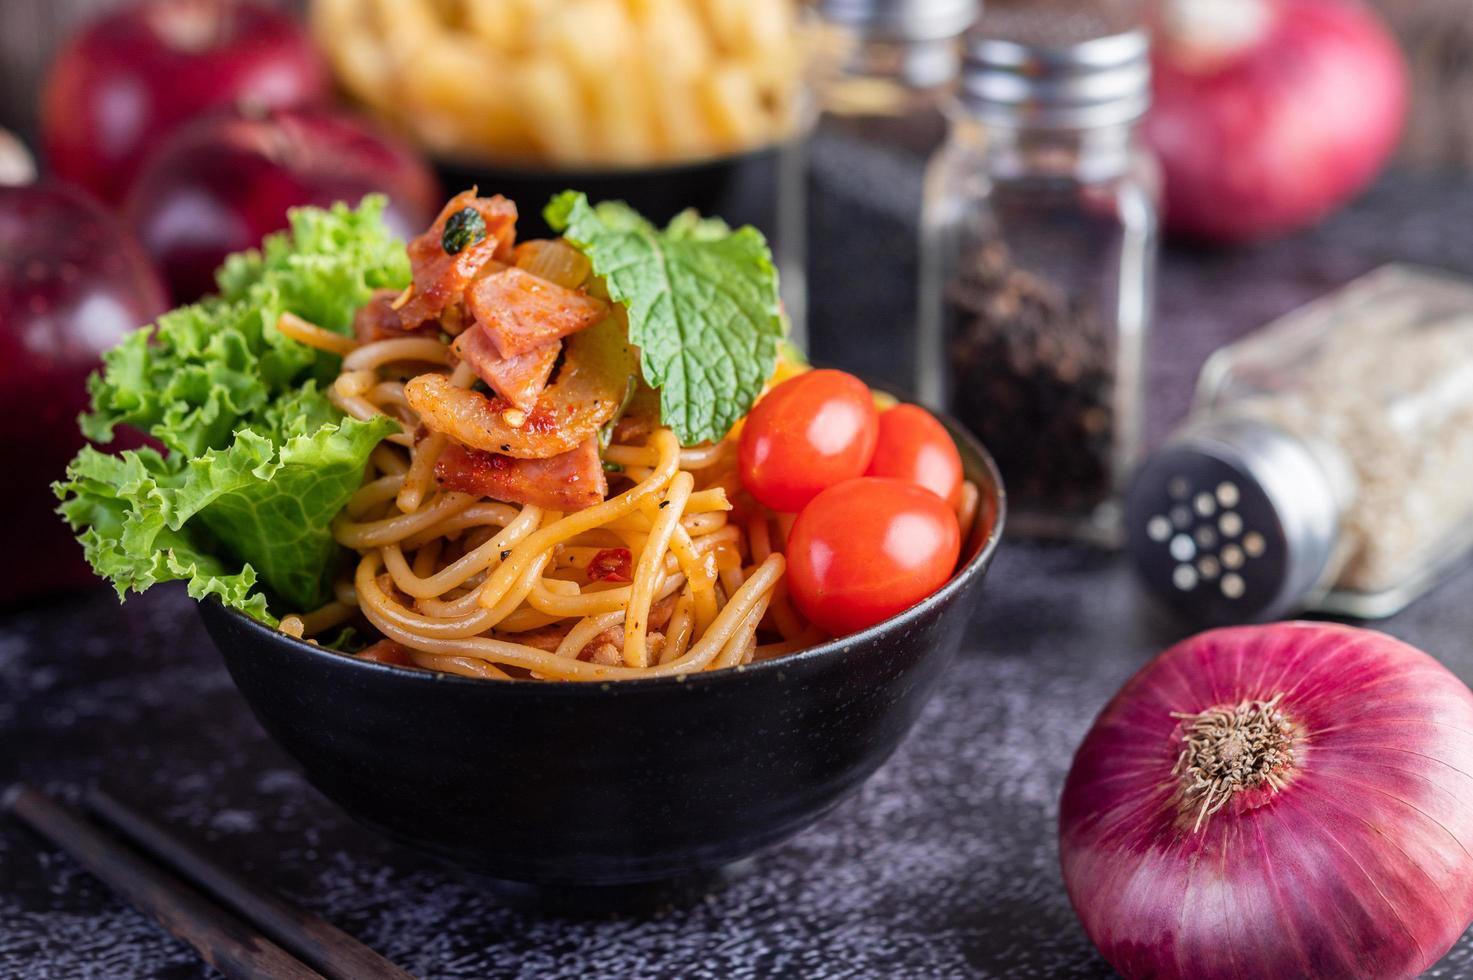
[1125, 417, 1344, 624]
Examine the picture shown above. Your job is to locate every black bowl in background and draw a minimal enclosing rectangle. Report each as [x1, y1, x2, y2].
[433, 143, 792, 240]
[199, 421, 1004, 888]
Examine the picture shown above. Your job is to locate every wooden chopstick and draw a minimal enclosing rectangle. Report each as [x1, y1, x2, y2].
[4, 784, 324, 980]
[84, 787, 416, 980]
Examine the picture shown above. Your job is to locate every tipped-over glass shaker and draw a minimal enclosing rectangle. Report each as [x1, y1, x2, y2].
[1129, 266, 1473, 622]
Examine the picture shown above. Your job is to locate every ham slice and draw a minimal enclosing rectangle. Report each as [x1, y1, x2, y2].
[466, 266, 608, 358]
[610, 412, 655, 446]
[353, 289, 438, 344]
[508, 624, 572, 652]
[450, 325, 559, 413]
[580, 595, 677, 664]
[406, 318, 630, 460]
[358, 639, 414, 666]
[398, 191, 517, 327]
[435, 436, 607, 512]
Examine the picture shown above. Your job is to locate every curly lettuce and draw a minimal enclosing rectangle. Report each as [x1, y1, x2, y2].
[56, 198, 408, 621]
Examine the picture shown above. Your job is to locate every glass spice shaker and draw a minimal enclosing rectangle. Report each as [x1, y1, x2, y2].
[1128, 265, 1473, 623]
[806, 0, 977, 390]
[810, 0, 977, 155]
[917, 5, 1158, 547]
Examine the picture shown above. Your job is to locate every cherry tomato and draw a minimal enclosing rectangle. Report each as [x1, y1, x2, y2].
[865, 404, 964, 505]
[787, 477, 961, 637]
[739, 369, 879, 512]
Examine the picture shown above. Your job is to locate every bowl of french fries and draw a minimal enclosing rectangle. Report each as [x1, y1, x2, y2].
[312, 0, 808, 173]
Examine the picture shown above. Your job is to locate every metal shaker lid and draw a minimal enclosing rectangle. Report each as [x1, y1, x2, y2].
[1125, 417, 1344, 624]
[961, 4, 1150, 128]
[818, 0, 979, 42]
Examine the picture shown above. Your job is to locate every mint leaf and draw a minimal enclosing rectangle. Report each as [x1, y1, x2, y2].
[546, 191, 782, 445]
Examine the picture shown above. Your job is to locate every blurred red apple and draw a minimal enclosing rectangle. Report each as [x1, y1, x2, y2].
[0, 181, 168, 601]
[124, 106, 442, 301]
[1145, 0, 1407, 243]
[41, 0, 329, 204]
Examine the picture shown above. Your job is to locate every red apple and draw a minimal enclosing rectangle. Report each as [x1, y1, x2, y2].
[0, 182, 168, 600]
[1145, 0, 1407, 243]
[124, 106, 442, 301]
[41, 0, 329, 204]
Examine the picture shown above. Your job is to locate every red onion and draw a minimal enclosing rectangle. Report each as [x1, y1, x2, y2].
[40, 0, 329, 204]
[125, 106, 441, 301]
[1145, 0, 1407, 243]
[1060, 623, 1473, 979]
[0, 182, 168, 600]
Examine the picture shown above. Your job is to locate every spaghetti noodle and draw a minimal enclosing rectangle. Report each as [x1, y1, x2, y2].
[280, 314, 798, 680]
[272, 197, 978, 683]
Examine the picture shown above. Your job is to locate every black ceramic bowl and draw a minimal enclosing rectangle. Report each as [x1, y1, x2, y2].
[199, 421, 1005, 887]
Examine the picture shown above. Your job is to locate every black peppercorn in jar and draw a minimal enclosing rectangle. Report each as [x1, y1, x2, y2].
[917, 3, 1158, 546]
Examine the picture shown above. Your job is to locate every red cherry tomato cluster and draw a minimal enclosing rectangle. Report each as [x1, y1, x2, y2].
[738, 370, 965, 638]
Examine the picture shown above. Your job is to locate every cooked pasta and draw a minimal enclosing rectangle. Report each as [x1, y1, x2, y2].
[262, 190, 978, 682]
[273, 312, 768, 678]
[287, 340, 789, 677]
[281, 315, 981, 680]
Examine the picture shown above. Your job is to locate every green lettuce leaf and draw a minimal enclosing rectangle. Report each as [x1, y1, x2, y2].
[58, 447, 271, 622]
[83, 197, 409, 456]
[57, 197, 409, 619]
[545, 191, 783, 445]
[58, 411, 396, 621]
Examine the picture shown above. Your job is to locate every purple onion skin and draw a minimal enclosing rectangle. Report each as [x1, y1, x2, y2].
[1060, 623, 1473, 979]
[0, 182, 168, 600]
[124, 106, 442, 302]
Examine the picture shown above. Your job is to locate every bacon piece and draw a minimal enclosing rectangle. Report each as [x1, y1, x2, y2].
[610, 413, 655, 446]
[398, 191, 517, 327]
[647, 594, 678, 632]
[359, 639, 414, 666]
[586, 548, 633, 583]
[582, 595, 677, 664]
[406, 318, 632, 460]
[608, 383, 660, 446]
[435, 436, 607, 512]
[466, 266, 608, 358]
[586, 630, 666, 666]
[450, 325, 559, 413]
[353, 289, 439, 344]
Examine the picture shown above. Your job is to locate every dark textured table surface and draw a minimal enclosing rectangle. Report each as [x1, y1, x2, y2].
[7, 172, 1473, 979]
